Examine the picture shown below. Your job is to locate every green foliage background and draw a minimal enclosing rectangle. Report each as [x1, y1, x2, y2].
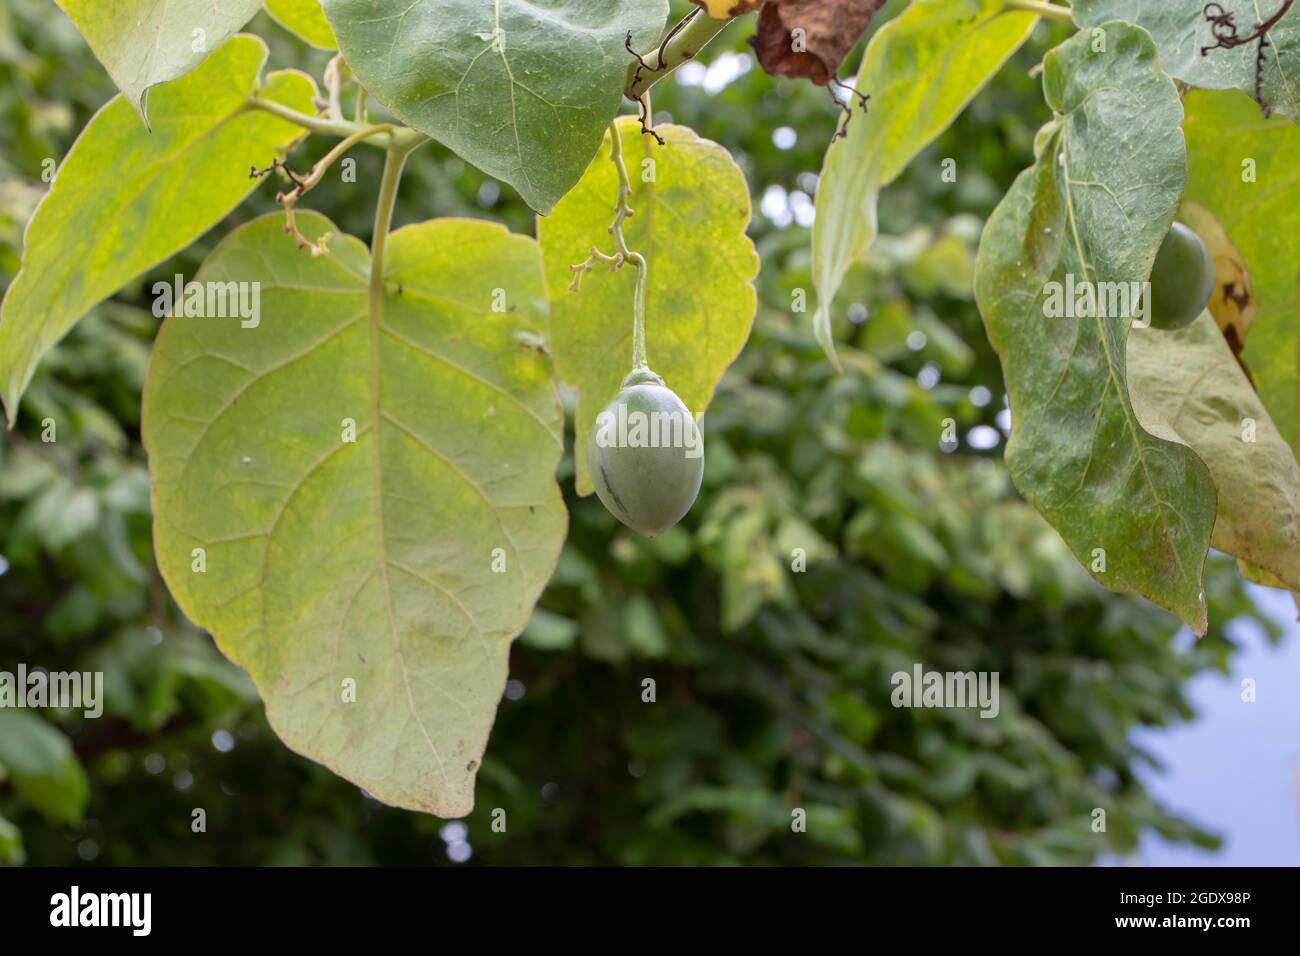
[0, 1, 1278, 864]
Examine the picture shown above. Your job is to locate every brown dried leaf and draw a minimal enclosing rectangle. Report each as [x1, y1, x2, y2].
[748, 0, 888, 85]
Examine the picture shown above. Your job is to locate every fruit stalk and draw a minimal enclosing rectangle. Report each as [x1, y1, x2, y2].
[606, 120, 650, 371]
[567, 119, 650, 371]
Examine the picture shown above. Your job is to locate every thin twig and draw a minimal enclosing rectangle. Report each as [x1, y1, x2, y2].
[828, 77, 871, 141]
[567, 121, 649, 370]
[1200, 0, 1294, 113]
[258, 124, 395, 255]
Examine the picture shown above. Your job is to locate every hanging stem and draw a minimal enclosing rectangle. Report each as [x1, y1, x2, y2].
[369, 135, 429, 310]
[568, 119, 649, 372]
[610, 123, 649, 371]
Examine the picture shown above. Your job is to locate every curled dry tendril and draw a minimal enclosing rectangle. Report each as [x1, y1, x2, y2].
[828, 77, 871, 141]
[1200, 0, 1295, 115]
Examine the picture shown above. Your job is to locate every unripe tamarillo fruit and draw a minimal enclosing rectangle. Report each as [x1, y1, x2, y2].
[1148, 221, 1214, 331]
[587, 367, 704, 537]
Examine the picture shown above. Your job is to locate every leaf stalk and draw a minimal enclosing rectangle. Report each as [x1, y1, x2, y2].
[624, 8, 737, 101]
[1004, 0, 1073, 23]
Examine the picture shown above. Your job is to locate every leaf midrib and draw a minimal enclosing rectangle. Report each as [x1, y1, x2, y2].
[1056, 131, 1187, 576]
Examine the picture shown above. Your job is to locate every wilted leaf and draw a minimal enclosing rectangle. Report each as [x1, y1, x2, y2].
[266, 0, 337, 50]
[54, 0, 262, 123]
[1129, 313, 1300, 592]
[537, 118, 758, 495]
[1074, 0, 1300, 120]
[0, 35, 315, 425]
[812, 0, 1037, 368]
[143, 212, 566, 816]
[321, 0, 669, 214]
[749, 0, 888, 85]
[973, 23, 1216, 633]
[1183, 89, 1300, 456]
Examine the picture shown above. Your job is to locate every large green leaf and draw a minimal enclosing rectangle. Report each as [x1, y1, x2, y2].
[0, 711, 89, 825]
[1074, 0, 1300, 120]
[1129, 313, 1300, 591]
[0, 35, 314, 427]
[537, 118, 758, 496]
[1183, 89, 1300, 455]
[142, 211, 566, 816]
[973, 22, 1216, 633]
[54, 0, 262, 122]
[810, 0, 1038, 367]
[266, 0, 338, 50]
[320, 0, 668, 214]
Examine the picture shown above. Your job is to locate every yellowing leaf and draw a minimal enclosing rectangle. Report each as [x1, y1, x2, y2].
[537, 118, 758, 495]
[266, 0, 337, 50]
[691, 0, 762, 18]
[143, 212, 566, 816]
[1129, 313, 1300, 592]
[0, 35, 316, 425]
[1183, 89, 1300, 456]
[811, 0, 1037, 367]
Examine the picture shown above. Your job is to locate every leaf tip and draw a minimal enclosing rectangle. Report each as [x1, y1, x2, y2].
[132, 88, 154, 133]
[0, 383, 17, 431]
[813, 305, 843, 374]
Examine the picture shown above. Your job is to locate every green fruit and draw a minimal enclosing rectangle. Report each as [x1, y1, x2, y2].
[588, 367, 704, 538]
[1148, 221, 1214, 331]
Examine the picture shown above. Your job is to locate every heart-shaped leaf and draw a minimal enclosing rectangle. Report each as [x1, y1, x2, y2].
[537, 118, 758, 495]
[54, 0, 262, 123]
[321, 0, 669, 213]
[143, 211, 566, 816]
[0, 35, 316, 425]
[973, 22, 1216, 633]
